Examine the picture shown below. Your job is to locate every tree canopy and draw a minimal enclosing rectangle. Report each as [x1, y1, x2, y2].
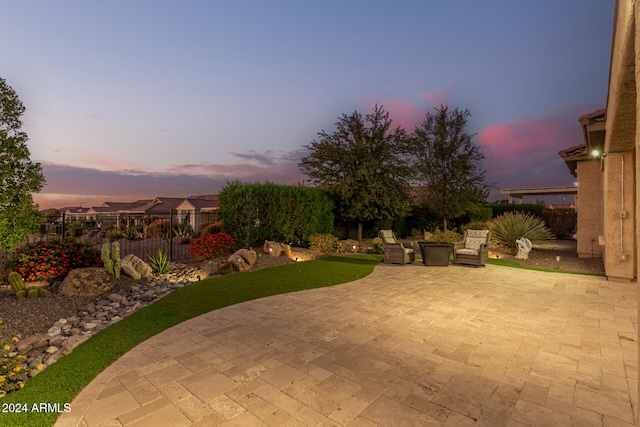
[299, 105, 411, 242]
[410, 105, 490, 231]
[0, 77, 45, 251]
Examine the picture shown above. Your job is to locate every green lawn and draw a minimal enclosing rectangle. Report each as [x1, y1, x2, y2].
[487, 258, 605, 276]
[2, 255, 381, 427]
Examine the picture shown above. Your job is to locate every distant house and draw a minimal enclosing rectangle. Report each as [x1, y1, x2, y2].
[61, 207, 91, 221]
[176, 195, 219, 232]
[55, 195, 220, 235]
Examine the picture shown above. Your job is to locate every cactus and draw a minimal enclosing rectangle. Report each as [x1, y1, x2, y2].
[101, 241, 121, 279]
[7, 271, 47, 299]
[27, 288, 47, 298]
[112, 242, 121, 279]
[8, 272, 26, 295]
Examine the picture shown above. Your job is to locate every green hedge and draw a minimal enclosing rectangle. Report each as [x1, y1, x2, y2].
[218, 182, 334, 247]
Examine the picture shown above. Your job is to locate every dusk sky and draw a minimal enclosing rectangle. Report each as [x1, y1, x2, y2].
[2, 1, 613, 209]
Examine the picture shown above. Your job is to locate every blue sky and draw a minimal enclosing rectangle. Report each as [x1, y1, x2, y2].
[2, 1, 613, 208]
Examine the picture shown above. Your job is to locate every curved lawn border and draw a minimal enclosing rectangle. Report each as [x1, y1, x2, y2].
[2, 255, 381, 427]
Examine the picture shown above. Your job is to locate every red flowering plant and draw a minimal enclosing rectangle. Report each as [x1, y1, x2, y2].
[189, 232, 236, 260]
[2, 238, 102, 283]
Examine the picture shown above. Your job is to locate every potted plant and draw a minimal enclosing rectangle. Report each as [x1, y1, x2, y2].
[419, 229, 461, 266]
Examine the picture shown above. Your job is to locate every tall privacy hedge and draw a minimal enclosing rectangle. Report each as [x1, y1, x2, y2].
[218, 182, 334, 248]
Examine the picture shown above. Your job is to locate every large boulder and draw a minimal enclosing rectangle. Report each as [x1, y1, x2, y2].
[228, 249, 258, 271]
[59, 268, 117, 297]
[121, 254, 153, 280]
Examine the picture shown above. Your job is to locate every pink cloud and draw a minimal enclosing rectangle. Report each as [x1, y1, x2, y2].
[418, 88, 451, 108]
[477, 108, 588, 199]
[384, 99, 426, 130]
[368, 86, 454, 131]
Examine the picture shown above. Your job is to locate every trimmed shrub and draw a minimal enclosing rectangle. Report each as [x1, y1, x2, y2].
[371, 241, 384, 254]
[426, 229, 462, 244]
[309, 233, 343, 253]
[189, 232, 236, 260]
[489, 211, 553, 253]
[148, 219, 171, 239]
[3, 238, 102, 282]
[200, 221, 222, 236]
[105, 226, 123, 240]
[219, 181, 333, 248]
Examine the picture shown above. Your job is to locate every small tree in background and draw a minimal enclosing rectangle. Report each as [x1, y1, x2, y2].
[0, 78, 45, 251]
[299, 104, 412, 242]
[410, 105, 490, 231]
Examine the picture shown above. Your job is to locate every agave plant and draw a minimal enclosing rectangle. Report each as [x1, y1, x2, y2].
[489, 211, 553, 253]
[148, 248, 171, 274]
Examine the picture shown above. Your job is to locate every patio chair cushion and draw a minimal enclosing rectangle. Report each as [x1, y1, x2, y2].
[456, 248, 479, 256]
[464, 237, 486, 251]
[380, 230, 397, 244]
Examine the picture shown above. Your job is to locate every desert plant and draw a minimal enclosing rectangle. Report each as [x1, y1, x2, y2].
[101, 241, 121, 279]
[148, 248, 171, 274]
[105, 225, 123, 240]
[309, 233, 344, 253]
[173, 223, 192, 237]
[7, 271, 47, 299]
[123, 226, 143, 240]
[8, 271, 26, 299]
[215, 260, 234, 275]
[489, 211, 553, 253]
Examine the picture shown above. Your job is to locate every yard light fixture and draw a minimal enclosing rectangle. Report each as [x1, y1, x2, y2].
[591, 149, 601, 158]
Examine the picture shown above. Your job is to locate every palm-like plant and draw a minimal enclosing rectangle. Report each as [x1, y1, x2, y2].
[489, 212, 553, 253]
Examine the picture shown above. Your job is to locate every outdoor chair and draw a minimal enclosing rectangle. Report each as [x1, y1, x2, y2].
[379, 230, 415, 264]
[453, 229, 491, 266]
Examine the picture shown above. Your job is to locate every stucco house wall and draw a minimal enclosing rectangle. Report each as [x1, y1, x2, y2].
[575, 160, 604, 258]
[601, 150, 636, 281]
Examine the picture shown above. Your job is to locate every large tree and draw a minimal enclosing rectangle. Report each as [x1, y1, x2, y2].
[0, 77, 45, 252]
[411, 105, 490, 231]
[299, 104, 411, 242]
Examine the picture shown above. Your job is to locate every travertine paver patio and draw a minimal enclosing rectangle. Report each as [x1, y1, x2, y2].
[55, 263, 637, 426]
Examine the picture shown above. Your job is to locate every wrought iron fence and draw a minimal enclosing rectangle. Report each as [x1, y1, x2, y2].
[1, 209, 219, 272]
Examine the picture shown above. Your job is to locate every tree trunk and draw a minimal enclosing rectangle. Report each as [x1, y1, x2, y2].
[442, 217, 448, 232]
[358, 222, 363, 244]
